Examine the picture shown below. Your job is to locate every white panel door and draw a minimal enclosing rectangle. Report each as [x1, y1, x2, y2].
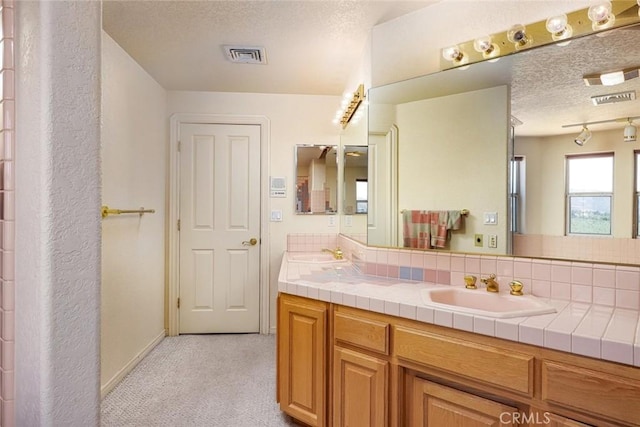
[179, 123, 260, 333]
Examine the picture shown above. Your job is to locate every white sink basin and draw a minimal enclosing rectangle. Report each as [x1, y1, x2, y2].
[420, 287, 557, 319]
[287, 252, 345, 263]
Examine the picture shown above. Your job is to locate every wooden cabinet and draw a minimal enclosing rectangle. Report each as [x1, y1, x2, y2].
[395, 325, 534, 396]
[276, 294, 640, 427]
[277, 294, 328, 427]
[409, 377, 518, 427]
[333, 346, 388, 427]
[333, 309, 390, 427]
[545, 413, 593, 427]
[541, 360, 640, 426]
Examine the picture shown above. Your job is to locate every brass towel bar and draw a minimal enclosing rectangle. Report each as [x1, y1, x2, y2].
[101, 205, 156, 219]
[401, 209, 469, 216]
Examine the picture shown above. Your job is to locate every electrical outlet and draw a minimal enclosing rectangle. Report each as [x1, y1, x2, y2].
[488, 234, 498, 248]
[474, 234, 483, 247]
[328, 215, 336, 227]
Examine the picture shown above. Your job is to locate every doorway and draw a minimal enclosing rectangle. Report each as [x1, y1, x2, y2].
[168, 115, 271, 335]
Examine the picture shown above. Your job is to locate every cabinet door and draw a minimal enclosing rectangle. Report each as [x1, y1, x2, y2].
[278, 295, 327, 427]
[545, 413, 592, 427]
[410, 377, 519, 427]
[333, 346, 388, 427]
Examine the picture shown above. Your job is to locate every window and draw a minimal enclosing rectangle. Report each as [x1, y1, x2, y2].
[566, 153, 613, 235]
[355, 179, 368, 214]
[635, 151, 640, 237]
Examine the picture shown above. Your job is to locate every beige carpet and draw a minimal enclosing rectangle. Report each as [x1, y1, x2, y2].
[101, 334, 298, 426]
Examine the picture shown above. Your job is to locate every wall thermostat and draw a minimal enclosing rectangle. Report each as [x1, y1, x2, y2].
[270, 176, 286, 197]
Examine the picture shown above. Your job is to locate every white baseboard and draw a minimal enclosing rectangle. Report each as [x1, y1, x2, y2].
[101, 329, 166, 398]
[270, 325, 276, 334]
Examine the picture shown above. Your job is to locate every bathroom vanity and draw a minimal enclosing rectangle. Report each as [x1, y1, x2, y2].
[276, 254, 640, 427]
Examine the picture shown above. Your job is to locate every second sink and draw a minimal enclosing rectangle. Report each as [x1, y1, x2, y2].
[420, 287, 557, 319]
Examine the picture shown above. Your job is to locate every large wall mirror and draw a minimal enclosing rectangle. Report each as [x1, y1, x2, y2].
[367, 21, 640, 265]
[295, 145, 337, 214]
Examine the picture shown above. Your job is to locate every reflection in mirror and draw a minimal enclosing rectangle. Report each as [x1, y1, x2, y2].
[368, 21, 640, 265]
[341, 146, 369, 242]
[339, 104, 368, 243]
[368, 85, 509, 254]
[295, 145, 337, 214]
[342, 146, 368, 215]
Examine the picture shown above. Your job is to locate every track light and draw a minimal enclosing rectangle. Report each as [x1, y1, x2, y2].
[624, 120, 637, 142]
[574, 126, 592, 146]
[588, 1, 616, 30]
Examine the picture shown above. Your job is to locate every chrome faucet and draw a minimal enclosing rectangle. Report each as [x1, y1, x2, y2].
[322, 247, 343, 260]
[480, 274, 499, 293]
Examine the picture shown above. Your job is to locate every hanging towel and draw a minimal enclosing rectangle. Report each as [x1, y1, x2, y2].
[402, 210, 431, 249]
[429, 210, 464, 249]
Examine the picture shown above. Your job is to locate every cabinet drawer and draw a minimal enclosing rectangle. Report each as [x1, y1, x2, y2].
[334, 312, 389, 355]
[395, 325, 534, 395]
[541, 360, 640, 425]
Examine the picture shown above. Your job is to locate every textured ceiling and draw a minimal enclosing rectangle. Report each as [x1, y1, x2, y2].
[510, 24, 640, 136]
[103, 1, 640, 135]
[102, 0, 436, 95]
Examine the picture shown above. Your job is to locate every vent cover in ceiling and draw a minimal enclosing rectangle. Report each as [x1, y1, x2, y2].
[223, 45, 267, 64]
[591, 90, 636, 105]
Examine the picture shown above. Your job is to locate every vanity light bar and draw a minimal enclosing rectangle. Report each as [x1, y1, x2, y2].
[339, 84, 365, 129]
[440, 1, 640, 71]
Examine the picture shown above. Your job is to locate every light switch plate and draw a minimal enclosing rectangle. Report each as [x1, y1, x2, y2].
[270, 210, 283, 222]
[483, 212, 498, 225]
[345, 215, 353, 227]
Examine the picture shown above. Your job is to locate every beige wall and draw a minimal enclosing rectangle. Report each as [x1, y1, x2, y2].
[515, 128, 637, 238]
[397, 86, 509, 253]
[167, 91, 341, 331]
[101, 33, 167, 392]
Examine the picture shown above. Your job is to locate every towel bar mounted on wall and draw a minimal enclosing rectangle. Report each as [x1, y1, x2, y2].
[401, 209, 469, 216]
[101, 205, 156, 219]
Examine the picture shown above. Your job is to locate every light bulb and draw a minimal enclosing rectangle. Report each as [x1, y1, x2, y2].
[545, 14, 573, 43]
[507, 24, 532, 49]
[442, 45, 462, 61]
[473, 35, 500, 60]
[442, 45, 468, 66]
[588, 1, 615, 30]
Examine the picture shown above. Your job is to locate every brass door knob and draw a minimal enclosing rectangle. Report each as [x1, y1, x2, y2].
[242, 238, 258, 246]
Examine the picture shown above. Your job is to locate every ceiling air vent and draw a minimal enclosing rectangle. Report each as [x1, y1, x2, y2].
[591, 90, 636, 106]
[223, 45, 267, 64]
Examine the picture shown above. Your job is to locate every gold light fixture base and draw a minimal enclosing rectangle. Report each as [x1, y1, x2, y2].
[340, 84, 365, 129]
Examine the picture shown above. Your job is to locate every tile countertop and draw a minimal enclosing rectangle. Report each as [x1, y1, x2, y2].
[278, 252, 640, 368]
